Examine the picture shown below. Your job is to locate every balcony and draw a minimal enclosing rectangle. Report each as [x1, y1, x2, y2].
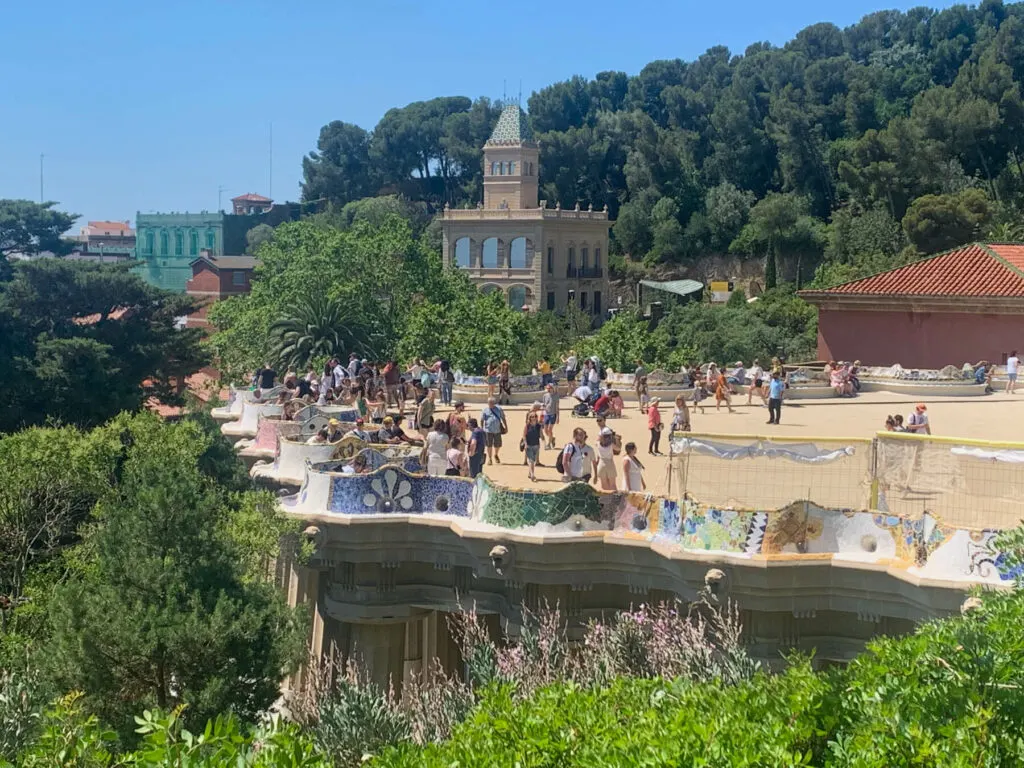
[566, 266, 604, 279]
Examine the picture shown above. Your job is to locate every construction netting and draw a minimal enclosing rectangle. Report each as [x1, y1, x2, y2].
[671, 431, 1024, 530]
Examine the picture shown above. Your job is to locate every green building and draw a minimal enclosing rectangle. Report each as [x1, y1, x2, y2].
[134, 211, 256, 292]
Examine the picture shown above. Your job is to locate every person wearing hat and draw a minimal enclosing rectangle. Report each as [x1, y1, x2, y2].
[326, 418, 344, 443]
[907, 404, 930, 434]
[345, 417, 371, 442]
[647, 397, 664, 455]
[595, 426, 619, 490]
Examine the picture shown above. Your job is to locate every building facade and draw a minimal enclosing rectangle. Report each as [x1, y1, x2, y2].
[441, 105, 612, 319]
[184, 254, 258, 328]
[68, 220, 136, 262]
[800, 242, 1024, 367]
[232, 193, 273, 215]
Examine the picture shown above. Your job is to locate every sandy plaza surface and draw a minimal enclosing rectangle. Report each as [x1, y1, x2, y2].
[449, 390, 1024, 498]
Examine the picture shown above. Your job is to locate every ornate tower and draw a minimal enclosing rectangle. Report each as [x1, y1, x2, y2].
[482, 104, 539, 210]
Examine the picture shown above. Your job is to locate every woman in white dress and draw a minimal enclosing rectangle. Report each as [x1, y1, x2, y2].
[622, 441, 646, 492]
[424, 419, 450, 476]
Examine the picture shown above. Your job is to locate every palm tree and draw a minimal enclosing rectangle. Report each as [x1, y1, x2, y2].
[268, 294, 376, 370]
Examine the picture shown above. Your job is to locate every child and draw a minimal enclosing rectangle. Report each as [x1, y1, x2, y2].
[608, 390, 625, 418]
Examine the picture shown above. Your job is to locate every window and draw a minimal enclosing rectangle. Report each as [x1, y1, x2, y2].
[174, 231, 183, 256]
[568, 247, 575, 268]
[491, 161, 498, 176]
[500, 162, 506, 175]
[190, 231, 199, 255]
[509, 162, 516, 175]
[594, 247, 601, 268]
[580, 292, 588, 309]
[206, 230, 216, 250]
[145, 231, 154, 254]
[546, 246, 553, 274]
[547, 291, 555, 310]
[581, 247, 589, 270]
[232, 271, 246, 286]
[594, 291, 602, 316]
[159, 231, 168, 256]
[568, 289, 575, 304]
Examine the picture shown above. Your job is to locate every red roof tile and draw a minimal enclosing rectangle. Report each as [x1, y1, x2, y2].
[803, 243, 1024, 298]
[232, 193, 272, 202]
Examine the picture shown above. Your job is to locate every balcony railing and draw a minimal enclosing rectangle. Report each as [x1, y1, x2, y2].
[566, 266, 604, 279]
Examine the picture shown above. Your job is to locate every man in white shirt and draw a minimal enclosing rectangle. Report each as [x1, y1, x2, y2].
[1006, 350, 1020, 394]
[561, 428, 594, 483]
[332, 359, 349, 390]
[906, 403, 930, 434]
[747, 359, 766, 405]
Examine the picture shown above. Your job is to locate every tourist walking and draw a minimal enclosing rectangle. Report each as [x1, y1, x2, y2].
[671, 394, 691, 432]
[747, 359, 766, 406]
[1007, 350, 1020, 394]
[447, 401, 468, 441]
[439, 359, 455, 405]
[595, 427, 618, 491]
[542, 383, 559, 449]
[486, 361, 499, 398]
[563, 351, 579, 385]
[383, 359, 404, 414]
[907, 403, 931, 434]
[424, 419, 449, 477]
[560, 427, 593, 483]
[715, 369, 734, 413]
[522, 411, 543, 482]
[415, 389, 436, 437]
[767, 371, 784, 425]
[480, 396, 507, 465]
[498, 359, 512, 405]
[537, 358, 553, 387]
[467, 418, 487, 478]
[634, 360, 649, 412]
[647, 398, 663, 455]
[622, 442, 646, 492]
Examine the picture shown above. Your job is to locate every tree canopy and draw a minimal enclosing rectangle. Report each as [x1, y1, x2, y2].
[301, 2, 1024, 286]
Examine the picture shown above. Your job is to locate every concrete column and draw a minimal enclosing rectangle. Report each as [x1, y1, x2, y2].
[403, 618, 424, 685]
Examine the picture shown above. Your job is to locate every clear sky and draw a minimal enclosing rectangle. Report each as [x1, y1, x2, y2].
[1, 0, 959, 227]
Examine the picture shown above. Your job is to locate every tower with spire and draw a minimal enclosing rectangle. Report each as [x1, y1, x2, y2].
[440, 103, 612, 323]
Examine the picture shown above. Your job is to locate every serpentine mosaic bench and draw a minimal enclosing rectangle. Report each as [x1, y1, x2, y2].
[281, 464, 1015, 587]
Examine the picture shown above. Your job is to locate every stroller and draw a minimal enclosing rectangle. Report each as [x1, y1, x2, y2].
[571, 391, 600, 418]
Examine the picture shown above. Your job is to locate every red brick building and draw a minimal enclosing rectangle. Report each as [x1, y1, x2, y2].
[799, 243, 1024, 368]
[185, 254, 258, 328]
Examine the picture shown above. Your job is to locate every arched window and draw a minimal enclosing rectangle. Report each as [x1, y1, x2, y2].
[509, 161, 516, 175]
[568, 246, 576, 269]
[206, 229, 216, 250]
[174, 231, 184, 256]
[482, 238, 499, 268]
[491, 161, 498, 176]
[509, 237, 527, 269]
[581, 247, 589, 270]
[159, 231, 169, 256]
[594, 247, 601, 268]
[190, 230, 199, 255]
[454, 237, 471, 268]
[508, 285, 527, 310]
[145, 231, 154, 254]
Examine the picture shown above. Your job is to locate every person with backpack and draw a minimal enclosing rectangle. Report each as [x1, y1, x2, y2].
[467, 418, 487, 478]
[558, 427, 595, 484]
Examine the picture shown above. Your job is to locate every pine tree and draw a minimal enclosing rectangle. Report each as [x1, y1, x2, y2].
[765, 251, 778, 290]
[46, 414, 304, 737]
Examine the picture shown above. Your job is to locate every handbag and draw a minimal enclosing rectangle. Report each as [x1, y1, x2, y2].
[519, 439, 526, 452]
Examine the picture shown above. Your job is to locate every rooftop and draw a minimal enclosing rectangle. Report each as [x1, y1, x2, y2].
[190, 255, 259, 270]
[232, 193, 272, 202]
[84, 220, 134, 235]
[486, 104, 535, 147]
[800, 243, 1024, 298]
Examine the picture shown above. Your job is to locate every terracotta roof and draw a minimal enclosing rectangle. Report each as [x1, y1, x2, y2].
[232, 193, 272, 202]
[801, 243, 1024, 298]
[84, 220, 134, 234]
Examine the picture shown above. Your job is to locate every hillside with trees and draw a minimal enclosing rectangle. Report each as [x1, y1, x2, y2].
[302, 1, 1024, 288]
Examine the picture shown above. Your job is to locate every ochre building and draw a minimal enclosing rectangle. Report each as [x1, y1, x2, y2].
[441, 104, 612, 320]
[800, 242, 1024, 367]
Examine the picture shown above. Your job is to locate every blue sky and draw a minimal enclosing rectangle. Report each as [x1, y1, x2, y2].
[1, 0, 958, 227]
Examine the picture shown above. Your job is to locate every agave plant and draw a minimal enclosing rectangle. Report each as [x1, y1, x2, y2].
[268, 294, 376, 370]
